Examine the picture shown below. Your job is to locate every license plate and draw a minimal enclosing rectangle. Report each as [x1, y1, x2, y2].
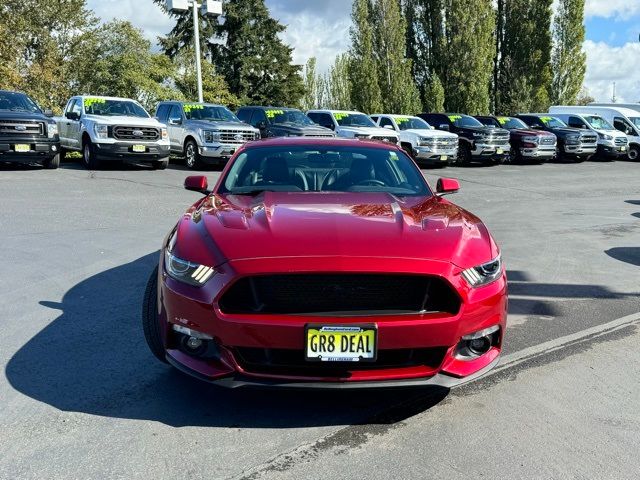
[440, 155, 448, 161]
[620, 146, 627, 152]
[496, 148, 504, 155]
[305, 325, 377, 362]
[14, 144, 30, 153]
[132, 145, 146, 153]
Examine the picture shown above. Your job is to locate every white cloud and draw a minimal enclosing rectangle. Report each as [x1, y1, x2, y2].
[585, 0, 640, 19]
[583, 40, 640, 102]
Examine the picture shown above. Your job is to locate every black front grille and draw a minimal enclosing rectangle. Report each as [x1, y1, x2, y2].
[580, 134, 597, 145]
[371, 135, 399, 143]
[234, 346, 448, 377]
[112, 126, 159, 141]
[615, 137, 628, 146]
[219, 274, 461, 316]
[0, 121, 44, 137]
[304, 133, 335, 138]
[540, 136, 556, 146]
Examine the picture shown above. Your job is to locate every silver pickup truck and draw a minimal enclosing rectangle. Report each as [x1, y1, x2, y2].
[156, 101, 259, 169]
[56, 96, 170, 170]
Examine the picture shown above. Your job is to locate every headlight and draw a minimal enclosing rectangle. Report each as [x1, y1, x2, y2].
[164, 250, 215, 286]
[566, 134, 580, 144]
[461, 255, 503, 287]
[598, 133, 612, 141]
[94, 124, 109, 139]
[161, 127, 168, 140]
[354, 133, 370, 139]
[419, 137, 434, 146]
[523, 135, 539, 143]
[472, 132, 484, 138]
[201, 129, 221, 143]
[47, 122, 58, 138]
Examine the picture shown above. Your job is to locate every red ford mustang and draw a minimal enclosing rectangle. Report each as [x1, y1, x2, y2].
[142, 137, 507, 388]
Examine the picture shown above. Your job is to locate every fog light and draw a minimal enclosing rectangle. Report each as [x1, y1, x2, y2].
[186, 337, 203, 349]
[468, 337, 491, 355]
[51, 145, 58, 152]
[455, 325, 500, 360]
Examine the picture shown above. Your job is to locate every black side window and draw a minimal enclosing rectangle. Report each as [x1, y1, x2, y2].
[524, 117, 543, 128]
[168, 105, 182, 123]
[568, 116, 586, 129]
[156, 104, 170, 122]
[379, 117, 395, 129]
[236, 108, 251, 123]
[614, 117, 636, 136]
[250, 109, 268, 128]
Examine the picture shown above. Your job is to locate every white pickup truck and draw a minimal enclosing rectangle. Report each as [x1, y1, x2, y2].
[307, 110, 400, 144]
[371, 114, 459, 166]
[56, 96, 170, 169]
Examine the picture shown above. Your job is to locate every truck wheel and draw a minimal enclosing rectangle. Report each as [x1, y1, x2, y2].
[142, 266, 168, 364]
[457, 144, 472, 166]
[628, 146, 639, 161]
[82, 140, 100, 170]
[43, 153, 60, 169]
[59, 148, 67, 162]
[401, 143, 415, 159]
[184, 140, 203, 169]
[152, 158, 169, 170]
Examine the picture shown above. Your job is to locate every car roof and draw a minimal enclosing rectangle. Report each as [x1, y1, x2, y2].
[552, 105, 640, 117]
[371, 114, 419, 118]
[77, 95, 140, 102]
[242, 136, 400, 150]
[308, 109, 364, 115]
[239, 106, 300, 111]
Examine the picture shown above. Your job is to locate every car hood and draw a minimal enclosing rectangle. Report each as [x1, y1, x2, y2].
[547, 127, 582, 136]
[270, 123, 334, 136]
[185, 120, 257, 131]
[403, 129, 458, 138]
[0, 111, 51, 122]
[173, 192, 494, 270]
[338, 126, 399, 137]
[82, 115, 165, 127]
[509, 128, 554, 136]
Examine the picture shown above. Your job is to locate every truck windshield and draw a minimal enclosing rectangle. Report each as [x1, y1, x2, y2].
[394, 116, 431, 130]
[539, 116, 567, 128]
[584, 115, 614, 130]
[497, 117, 528, 129]
[268, 109, 315, 126]
[83, 98, 150, 118]
[334, 113, 376, 127]
[183, 104, 240, 122]
[448, 115, 483, 128]
[0, 91, 42, 113]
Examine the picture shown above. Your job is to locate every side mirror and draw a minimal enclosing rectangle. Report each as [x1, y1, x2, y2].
[383, 124, 395, 130]
[436, 178, 460, 196]
[439, 124, 450, 131]
[257, 121, 267, 130]
[169, 117, 182, 125]
[322, 123, 335, 130]
[184, 176, 209, 194]
[65, 111, 80, 121]
[44, 109, 54, 117]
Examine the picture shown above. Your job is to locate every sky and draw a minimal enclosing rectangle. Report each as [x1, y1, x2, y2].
[87, 0, 640, 103]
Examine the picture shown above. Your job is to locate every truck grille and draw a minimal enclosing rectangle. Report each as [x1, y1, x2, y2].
[219, 129, 257, 144]
[580, 134, 597, 146]
[370, 135, 399, 144]
[615, 137, 628, 146]
[303, 133, 336, 138]
[540, 136, 556, 146]
[421, 137, 458, 147]
[484, 133, 510, 146]
[219, 274, 461, 316]
[112, 126, 159, 141]
[0, 121, 44, 137]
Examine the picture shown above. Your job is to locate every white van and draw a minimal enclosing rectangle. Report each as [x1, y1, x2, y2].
[549, 106, 629, 160]
[584, 104, 640, 160]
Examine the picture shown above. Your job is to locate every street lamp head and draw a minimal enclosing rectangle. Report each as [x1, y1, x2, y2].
[166, 0, 190, 12]
[201, 0, 223, 17]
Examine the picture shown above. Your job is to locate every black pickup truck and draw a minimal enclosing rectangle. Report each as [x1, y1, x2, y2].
[0, 90, 61, 169]
[236, 106, 335, 139]
[418, 113, 510, 165]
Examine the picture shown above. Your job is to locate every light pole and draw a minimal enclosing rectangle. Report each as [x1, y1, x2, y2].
[166, 0, 223, 103]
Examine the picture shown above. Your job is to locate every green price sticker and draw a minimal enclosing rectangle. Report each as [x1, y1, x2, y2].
[265, 109, 284, 118]
[395, 116, 410, 123]
[497, 117, 509, 125]
[183, 104, 204, 113]
[540, 116, 553, 124]
[84, 97, 106, 109]
[334, 113, 349, 121]
[448, 115, 462, 121]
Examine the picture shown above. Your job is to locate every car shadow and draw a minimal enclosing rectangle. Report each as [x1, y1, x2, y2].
[605, 248, 640, 267]
[5, 252, 447, 428]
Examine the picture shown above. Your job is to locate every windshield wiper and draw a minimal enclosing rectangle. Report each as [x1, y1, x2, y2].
[230, 189, 274, 196]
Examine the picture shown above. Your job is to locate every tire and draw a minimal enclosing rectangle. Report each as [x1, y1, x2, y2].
[43, 153, 60, 169]
[142, 266, 168, 363]
[401, 143, 415, 159]
[457, 143, 472, 166]
[628, 146, 639, 161]
[82, 139, 100, 170]
[152, 158, 169, 170]
[184, 139, 203, 169]
[59, 148, 67, 162]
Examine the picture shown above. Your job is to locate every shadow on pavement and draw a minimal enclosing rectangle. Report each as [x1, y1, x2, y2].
[5, 252, 447, 428]
[605, 248, 640, 267]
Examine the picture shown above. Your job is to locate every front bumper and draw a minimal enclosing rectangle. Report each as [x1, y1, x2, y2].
[0, 140, 60, 163]
[414, 147, 457, 164]
[471, 142, 511, 162]
[564, 143, 597, 157]
[519, 145, 556, 159]
[94, 142, 170, 162]
[597, 144, 627, 159]
[199, 143, 241, 162]
[158, 256, 508, 388]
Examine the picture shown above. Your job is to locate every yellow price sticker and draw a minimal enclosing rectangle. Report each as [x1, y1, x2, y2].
[497, 117, 509, 125]
[183, 104, 204, 113]
[265, 109, 284, 118]
[84, 97, 106, 108]
[540, 116, 553, 123]
[448, 115, 462, 121]
[334, 113, 349, 120]
[394, 116, 410, 123]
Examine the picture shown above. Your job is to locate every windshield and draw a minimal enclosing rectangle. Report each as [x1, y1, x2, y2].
[83, 98, 149, 118]
[183, 104, 239, 122]
[220, 145, 430, 196]
[497, 117, 528, 129]
[0, 91, 42, 113]
[583, 115, 614, 130]
[267, 109, 314, 126]
[334, 113, 376, 127]
[539, 116, 567, 128]
[448, 114, 483, 128]
[395, 116, 431, 130]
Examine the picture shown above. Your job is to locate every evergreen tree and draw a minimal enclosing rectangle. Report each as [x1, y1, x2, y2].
[327, 54, 353, 110]
[349, 0, 383, 113]
[551, 0, 587, 105]
[423, 74, 445, 112]
[301, 58, 319, 111]
[371, 0, 421, 114]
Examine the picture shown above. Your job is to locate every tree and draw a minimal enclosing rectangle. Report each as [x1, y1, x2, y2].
[326, 54, 353, 110]
[72, 21, 177, 111]
[551, 0, 587, 105]
[575, 87, 595, 106]
[371, 0, 421, 114]
[349, 0, 383, 113]
[301, 58, 319, 111]
[423, 74, 445, 112]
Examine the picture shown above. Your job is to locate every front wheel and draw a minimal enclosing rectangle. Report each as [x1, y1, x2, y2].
[43, 154, 60, 169]
[628, 146, 639, 161]
[142, 266, 168, 363]
[457, 144, 472, 166]
[184, 140, 203, 169]
[82, 140, 100, 170]
[152, 158, 169, 170]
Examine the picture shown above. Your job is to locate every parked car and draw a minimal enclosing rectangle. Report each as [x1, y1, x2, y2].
[307, 110, 400, 144]
[156, 101, 259, 169]
[0, 90, 60, 169]
[475, 115, 557, 163]
[56, 96, 170, 170]
[142, 137, 507, 388]
[236, 106, 334, 138]
[370, 114, 458, 166]
[418, 113, 510, 165]
[515, 114, 597, 163]
[549, 108, 628, 160]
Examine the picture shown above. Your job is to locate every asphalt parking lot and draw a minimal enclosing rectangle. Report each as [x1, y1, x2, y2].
[1, 158, 639, 479]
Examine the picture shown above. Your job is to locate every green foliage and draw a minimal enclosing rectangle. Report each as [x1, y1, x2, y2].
[422, 74, 445, 112]
[551, 0, 587, 105]
[326, 54, 354, 110]
[349, 0, 383, 113]
[301, 58, 319, 110]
